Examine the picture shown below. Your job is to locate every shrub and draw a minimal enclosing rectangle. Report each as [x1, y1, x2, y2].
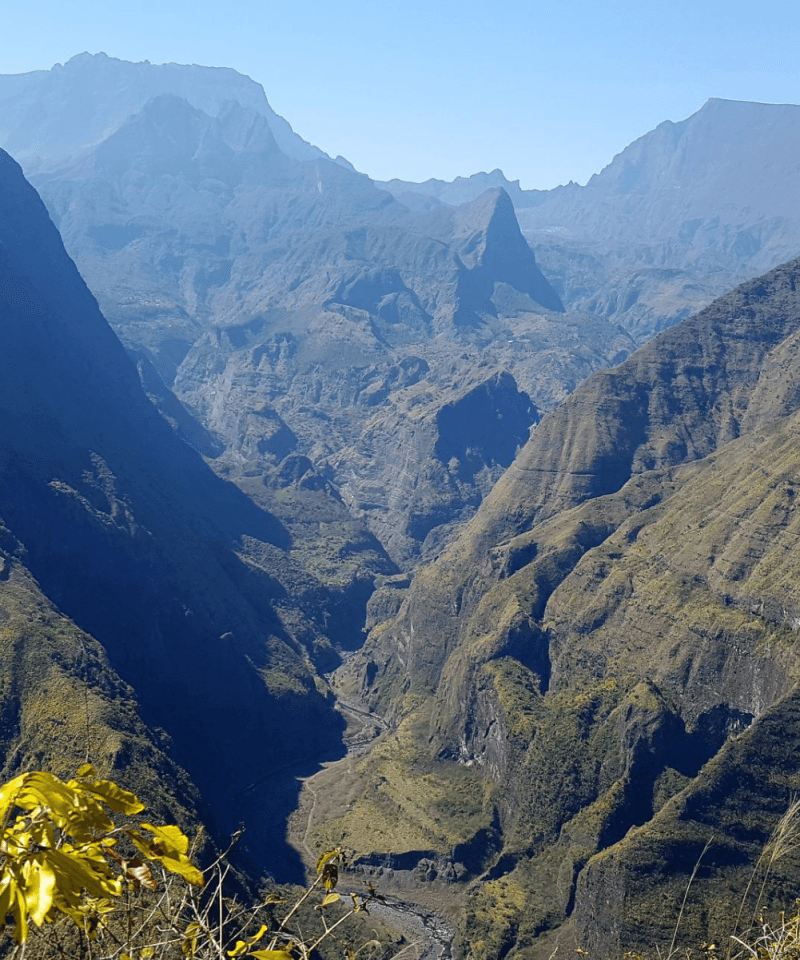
[0, 767, 385, 960]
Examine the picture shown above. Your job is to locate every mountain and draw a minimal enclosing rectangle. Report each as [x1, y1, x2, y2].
[0, 145, 399, 877]
[0, 51, 326, 170]
[383, 98, 800, 342]
[320, 257, 800, 957]
[378, 168, 539, 210]
[0, 58, 635, 567]
[5, 50, 800, 960]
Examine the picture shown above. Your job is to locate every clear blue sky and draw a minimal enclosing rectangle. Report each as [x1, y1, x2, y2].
[3, 0, 799, 189]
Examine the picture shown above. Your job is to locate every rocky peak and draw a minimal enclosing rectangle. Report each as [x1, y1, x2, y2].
[452, 187, 565, 315]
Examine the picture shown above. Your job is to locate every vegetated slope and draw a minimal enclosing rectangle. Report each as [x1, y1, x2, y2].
[0, 146, 394, 877]
[328, 257, 800, 958]
[0, 55, 638, 567]
[383, 99, 800, 343]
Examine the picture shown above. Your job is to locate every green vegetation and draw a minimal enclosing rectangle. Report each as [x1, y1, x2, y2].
[305, 703, 493, 857]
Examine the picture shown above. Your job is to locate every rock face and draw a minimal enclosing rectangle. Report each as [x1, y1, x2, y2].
[0, 146, 393, 875]
[331, 258, 800, 957]
[384, 98, 800, 342]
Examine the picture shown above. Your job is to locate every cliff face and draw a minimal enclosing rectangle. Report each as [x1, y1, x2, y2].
[329, 258, 800, 957]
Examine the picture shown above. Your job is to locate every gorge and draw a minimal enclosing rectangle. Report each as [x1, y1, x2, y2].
[2, 52, 800, 960]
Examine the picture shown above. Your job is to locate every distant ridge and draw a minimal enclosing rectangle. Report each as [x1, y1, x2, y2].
[0, 51, 327, 171]
[381, 98, 800, 340]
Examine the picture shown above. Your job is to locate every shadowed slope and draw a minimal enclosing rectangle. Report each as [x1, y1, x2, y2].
[0, 147, 348, 876]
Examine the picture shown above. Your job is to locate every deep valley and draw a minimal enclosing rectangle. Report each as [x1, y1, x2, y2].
[3, 51, 800, 960]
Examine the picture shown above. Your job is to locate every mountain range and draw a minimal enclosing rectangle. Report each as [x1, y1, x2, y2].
[383, 97, 800, 342]
[2, 51, 800, 960]
[333, 255, 800, 958]
[5, 54, 637, 568]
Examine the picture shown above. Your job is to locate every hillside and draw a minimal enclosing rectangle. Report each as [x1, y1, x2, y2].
[321, 257, 800, 957]
[0, 145, 396, 877]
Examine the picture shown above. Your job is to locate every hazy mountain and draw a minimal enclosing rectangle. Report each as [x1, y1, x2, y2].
[378, 168, 541, 210]
[383, 98, 800, 341]
[0, 51, 326, 171]
[0, 58, 636, 566]
[524, 98, 800, 266]
[325, 257, 800, 957]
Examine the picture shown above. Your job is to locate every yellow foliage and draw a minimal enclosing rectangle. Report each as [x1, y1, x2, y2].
[0, 765, 201, 944]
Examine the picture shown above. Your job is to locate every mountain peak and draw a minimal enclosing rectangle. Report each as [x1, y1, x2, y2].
[0, 54, 328, 172]
[452, 187, 564, 313]
[65, 51, 110, 63]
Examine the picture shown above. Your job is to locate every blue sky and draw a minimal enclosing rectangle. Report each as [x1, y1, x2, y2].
[3, 0, 799, 189]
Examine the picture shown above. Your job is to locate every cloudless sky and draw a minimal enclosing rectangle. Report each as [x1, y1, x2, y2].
[2, 0, 799, 189]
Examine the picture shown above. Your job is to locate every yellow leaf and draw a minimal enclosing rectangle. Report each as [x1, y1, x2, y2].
[17, 772, 114, 840]
[0, 874, 17, 925]
[321, 892, 340, 907]
[43, 849, 121, 906]
[247, 953, 294, 960]
[159, 853, 204, 886]
[11, 882, 29, 943]
[129, 825, 203, 886]
[73, 775, 144, 815]
[227, 942, 248, 957]
[22, 855, 57, 926]
[140, 823, 190, 855]
[182, 920, 203, 958]
[0, 773, 26, 820]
